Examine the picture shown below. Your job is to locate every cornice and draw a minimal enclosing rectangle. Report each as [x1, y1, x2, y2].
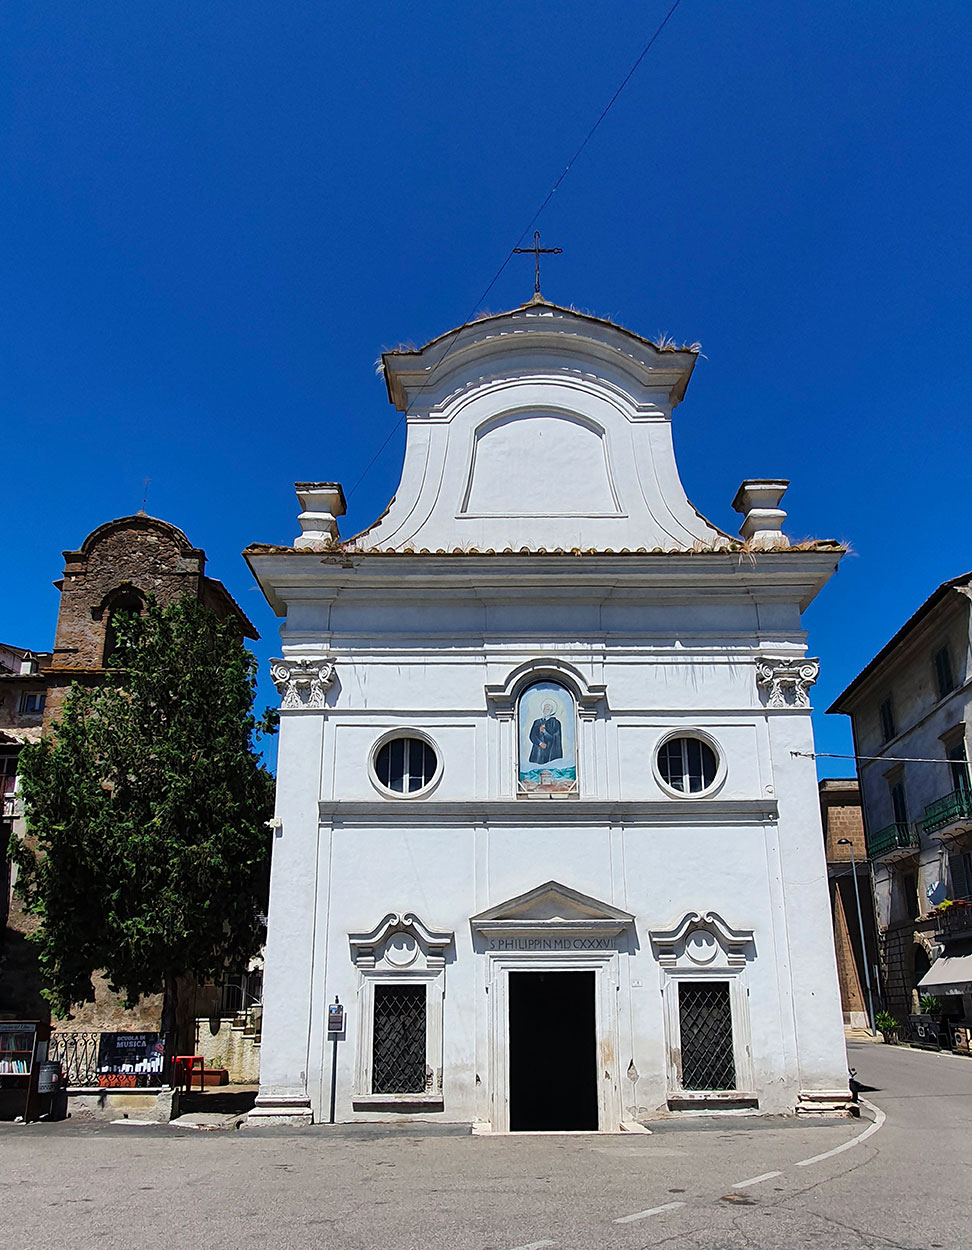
[247, 551, 841, 578]
[380, 305, 699, 411]
[472, 918, 629, 937]
[246, 549, 842, 618]
[317, 798, 779, 827]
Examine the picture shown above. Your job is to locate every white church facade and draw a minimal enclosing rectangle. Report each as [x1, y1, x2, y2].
[246, 298, 852, 1129]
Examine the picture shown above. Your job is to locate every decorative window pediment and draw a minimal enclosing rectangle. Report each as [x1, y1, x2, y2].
[649, 912, 756, 1105]
[348, 912, 453, 1108]
[648, 912, 754, 968]
[348, 912, 454, 971]
[484, 658, 606, 721]
[471, 880, 633, 939]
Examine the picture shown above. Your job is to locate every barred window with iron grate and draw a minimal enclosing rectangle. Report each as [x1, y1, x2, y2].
[678, 982, 736, 1091]
[372, 984, 427, 1094]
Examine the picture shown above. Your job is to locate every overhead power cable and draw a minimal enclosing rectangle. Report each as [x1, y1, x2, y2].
[792, 751, 956, 765]
[345, 0, 683, 504]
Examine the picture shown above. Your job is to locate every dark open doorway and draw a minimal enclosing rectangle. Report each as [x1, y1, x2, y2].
[508, 970, 598, 1131]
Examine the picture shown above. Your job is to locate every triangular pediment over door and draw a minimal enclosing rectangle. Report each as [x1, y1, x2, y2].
[470, 881, 634, 939]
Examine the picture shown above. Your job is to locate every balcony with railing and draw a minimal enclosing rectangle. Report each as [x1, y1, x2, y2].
[866, 821, 920, 861]
[922, 788, 972, 838]
[932, 898, 972, 942]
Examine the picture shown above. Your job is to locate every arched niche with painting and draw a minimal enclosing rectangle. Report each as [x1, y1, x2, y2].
[516, 680, 578, 797]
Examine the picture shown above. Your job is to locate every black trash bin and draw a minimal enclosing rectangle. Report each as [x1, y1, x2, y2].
[37, 1061, 67, 1120]
[37, 1061, 61, 1094]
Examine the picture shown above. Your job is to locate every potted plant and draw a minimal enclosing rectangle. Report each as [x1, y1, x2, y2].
[875, 1010, 899, 1044]
[930, 897, 972, 919]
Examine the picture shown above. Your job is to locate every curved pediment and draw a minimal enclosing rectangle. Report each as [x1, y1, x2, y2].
[380, 302, 699, 413]
[484, 658, 607, 719]
[348, 911, 454, 970]
[348, 303, 727, 554]
[648, 911, 754, 968]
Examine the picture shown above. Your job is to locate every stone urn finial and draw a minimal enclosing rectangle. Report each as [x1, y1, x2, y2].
[731, 480, 790, 550]
[294, 482, 346, 550]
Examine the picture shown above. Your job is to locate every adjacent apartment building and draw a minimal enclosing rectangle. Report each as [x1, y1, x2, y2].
[0, 644, 51, 1016]
[829, 572, 972, 1025]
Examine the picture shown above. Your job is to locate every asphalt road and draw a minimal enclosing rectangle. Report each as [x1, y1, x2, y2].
[1, 1042, 967, 1249]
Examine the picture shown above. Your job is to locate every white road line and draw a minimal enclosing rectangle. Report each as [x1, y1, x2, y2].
[732, 1170, 782, 1188]
[613, 1201, 685, 1224]
[509, 1241, 557, 1250]
[795, 1098, 886, 1168]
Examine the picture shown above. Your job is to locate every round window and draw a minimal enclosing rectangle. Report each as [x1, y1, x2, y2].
[373, 735, 439, 796]
[656, 735, 719, 795]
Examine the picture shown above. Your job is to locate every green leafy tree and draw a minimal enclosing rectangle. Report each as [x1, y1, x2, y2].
[10, 595, 276, 1058]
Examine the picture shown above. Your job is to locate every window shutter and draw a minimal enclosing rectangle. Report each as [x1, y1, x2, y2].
[948, 852, 972, 901]
[879, 697, 896, 742]
[934, 647, 955, 700]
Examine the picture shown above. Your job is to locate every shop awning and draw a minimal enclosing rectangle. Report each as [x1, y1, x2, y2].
[918, 954, 972, 996]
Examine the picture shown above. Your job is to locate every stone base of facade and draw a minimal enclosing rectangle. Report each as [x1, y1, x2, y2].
[245, 1095, 314, 1126]
[843, 1010, 871, 1030]
[796, 1089, 857, 1116]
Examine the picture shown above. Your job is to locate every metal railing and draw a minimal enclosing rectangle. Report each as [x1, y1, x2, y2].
[48, 1031, 163, 1088]
[923, 788, 972, 835]
[48, 1032, 101, 1087]
[866, 821, 919, 859]
[217, 972, 263, 1020]
[934, 899, 972, 940]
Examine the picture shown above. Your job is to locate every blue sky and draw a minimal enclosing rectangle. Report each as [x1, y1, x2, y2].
[2, 2, 970, 775]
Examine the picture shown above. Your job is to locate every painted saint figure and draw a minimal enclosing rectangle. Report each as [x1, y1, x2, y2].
[518, 680, 576, 792]
[529, 699, 563, 766]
